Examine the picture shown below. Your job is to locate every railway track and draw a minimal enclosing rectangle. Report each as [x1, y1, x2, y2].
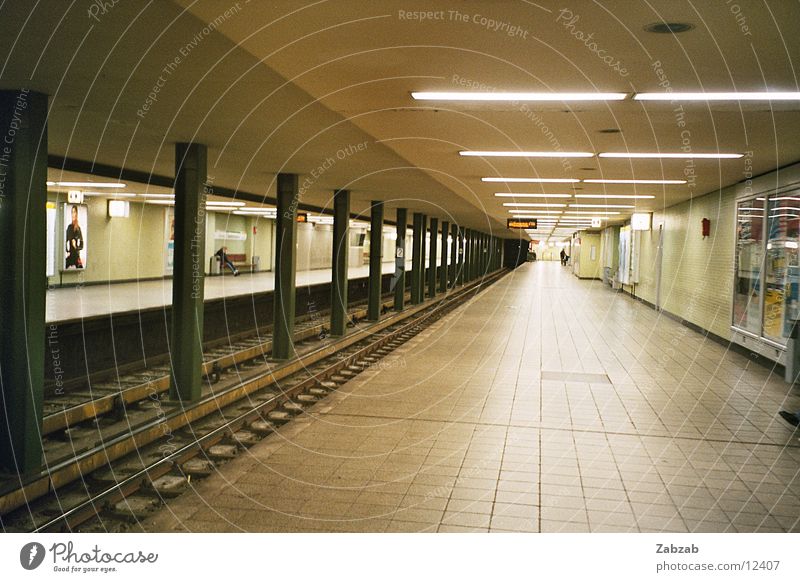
[0, 269, 507, 532]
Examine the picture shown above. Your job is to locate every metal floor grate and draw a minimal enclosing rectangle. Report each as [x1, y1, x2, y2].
[541, 371, 612, 384]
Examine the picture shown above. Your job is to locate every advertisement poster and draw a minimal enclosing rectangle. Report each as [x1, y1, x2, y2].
[62, 203, 87, 271]
[164, 206, 175, 275]
[46, 202, 56, 277]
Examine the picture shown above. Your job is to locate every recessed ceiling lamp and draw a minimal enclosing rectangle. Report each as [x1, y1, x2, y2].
[412, 92, 627, 101]
[583, 179, 685, 184]
[494, 193, 572, 198]
[483, 177, 579, 183]
[461, 151, 594, 158]
[644, 22, 695, 34]
[570, 204, 635, 208]
[599, 152, 742, 159]
[47, 181, 126, 188]
[503, 203, 567, 207]
[635, 92, 800, 101]
[574, 194, 655, 199]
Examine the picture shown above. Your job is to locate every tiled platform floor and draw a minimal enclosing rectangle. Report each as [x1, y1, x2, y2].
[46, 260, 412, 322]
[145, 262, 800, 533]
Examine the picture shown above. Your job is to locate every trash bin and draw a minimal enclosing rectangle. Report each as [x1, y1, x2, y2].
[251, 256, 261, 272]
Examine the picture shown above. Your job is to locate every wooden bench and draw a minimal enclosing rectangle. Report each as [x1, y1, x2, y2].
[218, 253, 255, 274]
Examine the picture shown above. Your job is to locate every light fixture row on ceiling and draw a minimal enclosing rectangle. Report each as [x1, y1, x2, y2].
[504, 203, 635, 208]
[461, 151, 743, 159]
[412, 91, 800, 102]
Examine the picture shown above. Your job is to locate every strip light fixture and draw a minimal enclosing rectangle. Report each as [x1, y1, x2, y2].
[494, 193, 572, 198]
[573, 194, 655, 199]
[483, 177, 580, 183]
[47, 181, 126, 188]
[503, 203, 567, 207]
[599, 152, 743, 159]
[583, 179, 686, 184]
[634, 92, 800, 101]
[461, 151, 594, 158]
[413, 92, 627, 101]
[570, 204, 635, 208]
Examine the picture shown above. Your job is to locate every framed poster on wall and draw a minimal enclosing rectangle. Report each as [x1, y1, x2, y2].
[46, 201, 56, 277]
[164, 206, 175, 275]
[62, 203, 88, 271]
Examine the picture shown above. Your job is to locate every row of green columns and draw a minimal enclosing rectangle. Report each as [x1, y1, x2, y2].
[394, 208, 406, 311]
[367, 201, 383, 321]
[428, 217, 438, 298]
[0, 90, 47, 474]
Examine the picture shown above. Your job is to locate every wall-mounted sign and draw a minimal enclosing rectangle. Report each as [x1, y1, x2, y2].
[507, 218, 537, 229]
[297, 213, 308, 223]
[631, 212, 652, 231]
[67, 190, 84, 204]
[107, 199, 130, 218]
[591, 217, 602, 228]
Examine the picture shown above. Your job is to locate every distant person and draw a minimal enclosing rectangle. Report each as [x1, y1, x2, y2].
[65, 204, 84, 269]
[532, 250, 537, 261]
[215, 246, 239, 276]
[560, 248, 566, 265]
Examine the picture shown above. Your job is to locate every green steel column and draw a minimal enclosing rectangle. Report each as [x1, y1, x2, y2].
[449, 223, 458, 288]
[393, 208, 406, 311]
[411, 212, 423, 304]
[273, 173, 298, 360]
[420, 214, 427, 300]
[169, 143, 207, 402]
[440, 220, 449, 293]
[428, 217, 438, 298]
[367, 200, 383, 321]
[0, 90, 47, 474]
[330, 189, 350, 336]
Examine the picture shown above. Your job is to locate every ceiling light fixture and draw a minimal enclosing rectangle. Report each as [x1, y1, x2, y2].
[494, 193, 572, 198]
[635, 92, 800, 101]
[503, 203, 567, 207]
[570, 204, 636, 208]
[461, 151, 594, 158]
[482, 177, 580, 183]
[413, 92, 627, 101]
[583, 179, 686, 184]
[599, 152, 742, 159]
[573, 194, 655, 199]
[206, 201, 246, 207]
[48, 181, 126, 188]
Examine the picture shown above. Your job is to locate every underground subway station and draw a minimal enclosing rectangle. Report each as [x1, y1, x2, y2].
[0, 1, 799, 579]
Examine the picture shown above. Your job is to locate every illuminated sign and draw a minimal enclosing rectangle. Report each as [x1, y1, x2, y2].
[507, 218, 537, 229]
[297, 213, 308, 223]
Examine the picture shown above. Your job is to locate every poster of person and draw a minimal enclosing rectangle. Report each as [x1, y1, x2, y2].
[164, 206, 175, 275]
[63, 203, 87, 270]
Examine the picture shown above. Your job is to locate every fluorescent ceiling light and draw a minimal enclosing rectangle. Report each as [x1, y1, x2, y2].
[570, 204, 636, 208]
[413, 92, 627, 101]
[634, 91, 800, 101]
[508, 210, 563, 214]
[461, 151, 594, 158]
[483, 177, 580, 183]
[563, 211, 620, 215]
[599, 152, 742, 159]
[583, 179, 686, 184]
[144, 200, 175, 205]
[573, 194, 655, 199]
[207, 201, 246, 207]
[139, 193, 175, 198]
[503, 203, 567, 207]
[494, 193, 572, 198]
[47, 181, 126, 188]
[82, 191, 137, 198]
